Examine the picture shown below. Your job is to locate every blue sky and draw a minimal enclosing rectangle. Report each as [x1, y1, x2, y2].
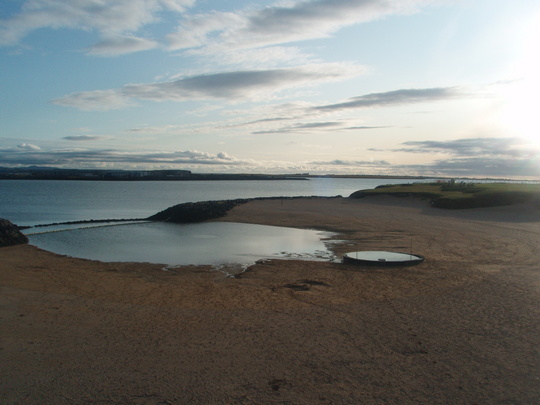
[1, 0, 539, 178]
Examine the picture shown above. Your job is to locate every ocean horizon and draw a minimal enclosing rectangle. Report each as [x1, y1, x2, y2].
[1, 177, 414, 227]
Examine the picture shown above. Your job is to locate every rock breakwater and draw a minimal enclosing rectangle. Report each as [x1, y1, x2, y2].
[0, 218, 29, 247]
[147, 199, 250, 223]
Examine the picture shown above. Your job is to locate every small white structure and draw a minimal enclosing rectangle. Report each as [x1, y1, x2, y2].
[343, 250, 424, 266]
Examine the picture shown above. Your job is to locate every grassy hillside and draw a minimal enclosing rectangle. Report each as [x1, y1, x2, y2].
[349, 182, 540, 209]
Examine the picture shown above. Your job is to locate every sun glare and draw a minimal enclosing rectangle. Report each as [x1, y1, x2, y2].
[498, 10, 540, 148]
[499, 79, 539, 146]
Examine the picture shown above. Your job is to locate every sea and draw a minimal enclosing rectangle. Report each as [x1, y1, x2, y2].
[1, 177, 413, 267]
[0, 177, 413, 226]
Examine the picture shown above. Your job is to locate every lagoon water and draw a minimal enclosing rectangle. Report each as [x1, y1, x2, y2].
[28, 221, 335, 267]
[2, 177, 411, 266]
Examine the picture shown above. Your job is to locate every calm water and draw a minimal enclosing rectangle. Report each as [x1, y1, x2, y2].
[27, 221, 336, 267]
[0, 178, 412, 226]
[2, 177, 411, 266]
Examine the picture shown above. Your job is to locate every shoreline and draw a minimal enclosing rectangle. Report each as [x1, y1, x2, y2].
[1, 196, 539, 404]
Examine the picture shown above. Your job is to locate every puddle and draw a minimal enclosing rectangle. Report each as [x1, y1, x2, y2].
[28, 221, 337, 266]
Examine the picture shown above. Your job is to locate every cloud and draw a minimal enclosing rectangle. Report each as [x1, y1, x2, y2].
[226, 84, 488, 130]
[385, 137, 540, 178]
[2, 0, 437, 60]
[165, 0, 439, 67]
[400, 157, 540, 178]
[398, 137, 539, 158]
[52, 63, 365, 110]
[168, 0, 433, 52]
[0, 143, 42, 152]
[191, 46, 312, 69]
[253, 121, 348, 135]
[237, 0, 427, 45]
[314, 87, 464, 111]
[0, 0, 195, 51]
[123, 125, 183, 134]
[3, 140, 537, 178]
[52, 89, 134, 111]
[252, 120, 390, 135]
[0, 146, 247, 168]
[343, 126, 390, 130]
[167, 10, 244, 51]
[122, 63, 363, 100]
[310, 159, 390, 166]
[86, 36, 159, 56]
[62, 135, 108, 141]
[17, 143, 41, 150]
[295, 122, 342, 129]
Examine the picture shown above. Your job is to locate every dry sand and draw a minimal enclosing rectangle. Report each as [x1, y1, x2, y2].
[1, 196, 539, 404]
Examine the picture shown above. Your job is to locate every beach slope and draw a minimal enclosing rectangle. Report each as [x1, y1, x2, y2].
[1, 196, 539, 404]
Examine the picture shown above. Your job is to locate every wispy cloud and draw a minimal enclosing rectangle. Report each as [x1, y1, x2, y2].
[399, 157, 540, 178]
[314, 87, 464, 111]
[52, 63, 365, 110]
[2, 138, 538, 178]
[310, 159, 390, 166]
[0, 0, 195, 54]
[343, 126, 390, 130]
[1, 0, 436, 59]
[62, 135, 108, 141]
[253, 121, 342, 135]
[17, 143, 41, 151]
[0, 146, 247, 168]
[52, 89, 134, 111]
[86, 36, 159, 56]
[251, 120, 388, 135]
[398, 137, 539, 158]
[386, 137, 540, 178]
[165, 0, 440, 67]
[168, 0, 433, 52]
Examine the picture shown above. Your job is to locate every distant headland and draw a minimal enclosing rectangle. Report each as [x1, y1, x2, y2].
[1, 166, 536, 182]
[0, 166, 306, 181]
[0, 166, 430, 181]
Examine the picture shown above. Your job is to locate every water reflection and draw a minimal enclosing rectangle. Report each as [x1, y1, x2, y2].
[28, 221, 336, 266]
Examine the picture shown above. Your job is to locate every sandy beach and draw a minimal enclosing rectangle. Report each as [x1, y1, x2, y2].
[1, 196, 539, 404]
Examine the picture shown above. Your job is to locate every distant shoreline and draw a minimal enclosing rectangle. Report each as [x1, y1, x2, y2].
[1, 166, 537, 183]
[0, 171, 308, 182]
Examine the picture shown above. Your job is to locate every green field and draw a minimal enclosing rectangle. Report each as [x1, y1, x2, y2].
[350, 182, 540, 209]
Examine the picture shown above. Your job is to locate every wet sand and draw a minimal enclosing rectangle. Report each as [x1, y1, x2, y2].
[1, 196, 539, 404]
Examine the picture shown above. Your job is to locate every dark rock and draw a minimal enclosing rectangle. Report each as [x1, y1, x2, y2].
[0, 218, 29, 247]
[146, 199, 249, 223]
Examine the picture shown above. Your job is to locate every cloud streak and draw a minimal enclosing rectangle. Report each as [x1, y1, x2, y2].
[87, 36, 159, 56]
[0, 0, 195, 54]
[63, 135, 108, 141]
[386, 137, 540, 178]
[0, 146, 246, 168]
[252, 121, 389, 135]
[314, 87, 463, 111]
[2, 137, 538, 178]
[399, 157, 540, 178]
[1, 0, 436, 59]
[310, 159, 390, 167]
[398, 137, 539, 158]
[52, 63, 365, 110]
[168, 0, 433, 53]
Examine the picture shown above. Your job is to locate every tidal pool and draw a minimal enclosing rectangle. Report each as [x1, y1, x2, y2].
[28, 221, 336, 266]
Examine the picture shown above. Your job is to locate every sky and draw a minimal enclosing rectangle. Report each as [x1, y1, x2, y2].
[1, 0, 539, 179]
